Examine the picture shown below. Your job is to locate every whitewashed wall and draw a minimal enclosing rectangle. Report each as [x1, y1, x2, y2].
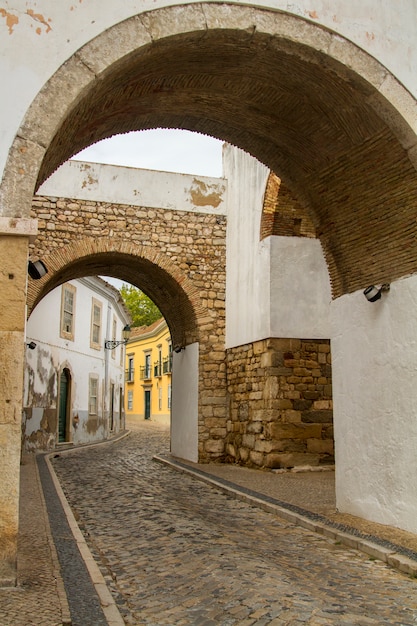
[171, 342, 199, 462]
[270, 237, 331, 339]
[224, 145, 271, 347]
[224, 145, 331, 347]
[24, 277, 128, 447]
[331, 276, 417, 533]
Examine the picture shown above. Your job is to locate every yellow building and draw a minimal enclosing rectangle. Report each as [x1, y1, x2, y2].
[125, 318, 172, 425]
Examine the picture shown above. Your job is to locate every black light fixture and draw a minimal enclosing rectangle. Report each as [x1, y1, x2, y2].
[104, 324, 131, 350]
[363, 283, 390, 302]
[26, 341, 36, 350]
[28, 260, 48, 280]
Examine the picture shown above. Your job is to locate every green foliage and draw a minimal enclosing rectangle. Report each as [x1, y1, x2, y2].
[120, 284, 162, 327]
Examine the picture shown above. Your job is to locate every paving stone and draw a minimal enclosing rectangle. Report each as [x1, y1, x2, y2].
[49, 421, 417, 626]
[0, 455, 68, 626]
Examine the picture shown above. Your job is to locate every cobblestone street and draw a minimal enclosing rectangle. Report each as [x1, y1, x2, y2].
[50, 421, 417, 626]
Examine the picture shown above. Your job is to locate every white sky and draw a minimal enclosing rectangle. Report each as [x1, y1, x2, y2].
[73, 128, 224, 178]
[77, 129, 224, 289]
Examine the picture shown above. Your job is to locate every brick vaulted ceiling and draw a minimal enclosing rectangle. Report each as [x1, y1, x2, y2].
[35, 25, 417, 298]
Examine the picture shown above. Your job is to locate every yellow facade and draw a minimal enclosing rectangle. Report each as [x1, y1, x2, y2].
[125, 318, 172, 425]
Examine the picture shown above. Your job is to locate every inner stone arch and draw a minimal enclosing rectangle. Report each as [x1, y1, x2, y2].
[3, 3, 417, 297]
[28, 241, 204, 350]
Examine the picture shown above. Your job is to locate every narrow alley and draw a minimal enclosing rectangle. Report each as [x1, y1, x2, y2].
[44, 421, 417, 626]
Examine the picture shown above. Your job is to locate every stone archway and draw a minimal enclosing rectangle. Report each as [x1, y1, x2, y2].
[27, 238, 206, 350]
[2, 4, 417, 297]
[3, 2, 417, 573]
[27, 231, 226, 462]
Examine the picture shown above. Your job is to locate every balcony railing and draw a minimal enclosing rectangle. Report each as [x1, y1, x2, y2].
[140, 366, 152, 380]
[125, 368, 135, 383]
[154, 361, 162, 377]
[163, 355, 172, 374]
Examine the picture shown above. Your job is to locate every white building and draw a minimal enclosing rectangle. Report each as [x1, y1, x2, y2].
[23, 276, 131, 450]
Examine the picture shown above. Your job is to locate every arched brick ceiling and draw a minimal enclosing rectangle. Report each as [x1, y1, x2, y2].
[38, 32, 383, 189]
[29, 252, 199, 348]
[36, 29, 417, 297]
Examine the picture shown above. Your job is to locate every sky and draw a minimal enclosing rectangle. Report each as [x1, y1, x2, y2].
[73, 129, 224, 178]
[74, 129, 224, 289]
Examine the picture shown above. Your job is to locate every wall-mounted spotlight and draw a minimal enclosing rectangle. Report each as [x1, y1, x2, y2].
[174, 345, 185, 353]
[363, 283, 390, 302]
[28, 260, 48, 280]
[26, 341, 36, 350]
[104, 324, 131, 350]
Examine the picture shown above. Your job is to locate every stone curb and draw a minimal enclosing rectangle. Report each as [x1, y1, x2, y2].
[44, 431, 130, 626]
[154, 454, 417, 579]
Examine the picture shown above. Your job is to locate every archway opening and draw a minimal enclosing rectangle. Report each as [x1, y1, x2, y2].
[28, 250, 200, 350]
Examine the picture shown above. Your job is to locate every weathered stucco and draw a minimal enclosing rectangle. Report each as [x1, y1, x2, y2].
[38, 160, 227, 216]
[24, 277, 129, 450]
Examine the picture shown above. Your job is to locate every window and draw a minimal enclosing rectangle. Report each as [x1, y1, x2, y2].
[89, 376, 99, 415]
[126, 355, 134, 382]
[60, 283, 76, 340]
[158, 387, 162, 410]
[90, 298, 102, 349]
[154, 346, 162, 377]
[140, 352, 152, 380]
[163, 342, 173, 374]
[127, 390, 133, 411]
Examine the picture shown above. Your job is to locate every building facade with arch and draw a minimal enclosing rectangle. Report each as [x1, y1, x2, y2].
[2, 1, 417, 581]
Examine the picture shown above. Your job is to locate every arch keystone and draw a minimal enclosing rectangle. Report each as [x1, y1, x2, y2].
[140, 3, 207, 41]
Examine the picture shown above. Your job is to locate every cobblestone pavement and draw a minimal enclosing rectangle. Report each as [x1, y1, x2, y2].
[51, 421, 417, 626]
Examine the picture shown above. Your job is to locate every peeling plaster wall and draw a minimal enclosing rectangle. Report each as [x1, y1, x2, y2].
[24, 277, 128, 450]
[1, 1, 417, 178]
[38, 160, 227, 216]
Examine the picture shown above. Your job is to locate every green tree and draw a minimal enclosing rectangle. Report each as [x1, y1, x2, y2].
[120, 284, 162, 327]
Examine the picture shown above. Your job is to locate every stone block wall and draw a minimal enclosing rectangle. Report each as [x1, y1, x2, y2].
[225, 338, 333, 469]
[29, 195, 227, 462]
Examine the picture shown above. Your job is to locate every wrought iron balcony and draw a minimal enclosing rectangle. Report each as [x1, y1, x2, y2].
[140, 366, 152, 380]
[163, 355, 172, 374]
[125, 368, 135, 383]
